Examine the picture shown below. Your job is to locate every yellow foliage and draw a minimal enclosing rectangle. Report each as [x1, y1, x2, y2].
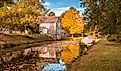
[61, 44, 80, 64]
[0, 1, 43, 29]
[61, 7, 84, 34]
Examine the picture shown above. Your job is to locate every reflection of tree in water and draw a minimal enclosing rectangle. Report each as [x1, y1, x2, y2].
[61, 44, 80, 64]
[56, 50, 61, 63]
[1, 50, 58, 71]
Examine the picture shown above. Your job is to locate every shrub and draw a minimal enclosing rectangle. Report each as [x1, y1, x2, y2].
[79, 42, 88, 55]
[107, 35, 117, 41]
[106, 34, 121, 42]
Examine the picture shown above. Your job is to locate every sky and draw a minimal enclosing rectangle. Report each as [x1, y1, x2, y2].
[12, 0, 85, 16]
[43, 0, 85, 16]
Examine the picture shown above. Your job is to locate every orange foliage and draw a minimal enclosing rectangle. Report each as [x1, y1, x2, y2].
[61, 44, 80, 64]
[61, 7, 84, 34]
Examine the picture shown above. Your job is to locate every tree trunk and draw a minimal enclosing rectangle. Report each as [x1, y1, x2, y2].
[72, 34, 73, 38]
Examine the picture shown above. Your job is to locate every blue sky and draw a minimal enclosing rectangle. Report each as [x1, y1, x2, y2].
[13, 0, 85, 16]
[43, 0, 85, 16]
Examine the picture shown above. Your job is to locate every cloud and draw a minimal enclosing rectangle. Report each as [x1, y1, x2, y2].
[43, 2, 50, 6]
[51, 7, 84, 16]
[54, 10, 64, 16]
[76, 8, 85, 11]
[13, 0, 17, 3]
[51, 7, 70, 16]
[56, 7, 70, 10]
[55, 7, 84, 11]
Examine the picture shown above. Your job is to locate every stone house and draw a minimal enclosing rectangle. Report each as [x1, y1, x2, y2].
[38, 16, 67, 40]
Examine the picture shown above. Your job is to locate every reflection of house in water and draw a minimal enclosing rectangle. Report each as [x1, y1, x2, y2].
[31, 46, 57, 58]
[24, 46, 61, 60]
[38, 16, 68, 40]
[30, 46, 66, 71]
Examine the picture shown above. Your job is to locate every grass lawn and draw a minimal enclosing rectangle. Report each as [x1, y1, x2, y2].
[68, 39, 121, 71]
[0, 33, 53, 55]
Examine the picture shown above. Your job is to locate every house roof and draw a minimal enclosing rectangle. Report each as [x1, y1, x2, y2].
[39, 16, 58, 23]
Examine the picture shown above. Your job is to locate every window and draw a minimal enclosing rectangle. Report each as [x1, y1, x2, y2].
[43, 28, 48, 34]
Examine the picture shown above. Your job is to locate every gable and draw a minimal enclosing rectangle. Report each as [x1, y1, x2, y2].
[39, 16, 58, 24]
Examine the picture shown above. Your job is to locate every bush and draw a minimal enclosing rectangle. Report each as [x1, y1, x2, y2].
[79, 42, 88, 55]
[107, 35, 118, 41]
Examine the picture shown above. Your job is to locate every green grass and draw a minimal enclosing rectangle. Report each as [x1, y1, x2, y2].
[68, 40, 121, 71]
[0, 33, 53, 55]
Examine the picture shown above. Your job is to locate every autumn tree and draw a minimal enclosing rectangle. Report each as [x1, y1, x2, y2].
[17, 0, 50, 15]
[48, 11, 55, 16]
[61, 7, 84, 37]
[0, 0, 14, 7]
[0, 0, 46, 33]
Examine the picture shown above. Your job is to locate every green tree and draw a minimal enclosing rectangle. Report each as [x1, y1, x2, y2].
[81, 0, 121, 36]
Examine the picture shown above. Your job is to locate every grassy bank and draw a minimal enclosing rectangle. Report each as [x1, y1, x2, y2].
[0, 33, 53, 55]
[68, 40, 121, 71]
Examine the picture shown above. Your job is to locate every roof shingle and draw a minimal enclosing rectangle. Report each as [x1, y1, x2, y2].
[39, 16, 58, 23]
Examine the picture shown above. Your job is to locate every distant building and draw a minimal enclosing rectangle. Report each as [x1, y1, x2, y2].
[38, 16, 67, 40]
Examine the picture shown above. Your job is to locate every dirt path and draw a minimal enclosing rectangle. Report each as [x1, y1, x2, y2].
[69, 39, 121, 71]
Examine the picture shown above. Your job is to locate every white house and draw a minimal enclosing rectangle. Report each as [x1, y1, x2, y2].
[38, 16, 66, 40]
